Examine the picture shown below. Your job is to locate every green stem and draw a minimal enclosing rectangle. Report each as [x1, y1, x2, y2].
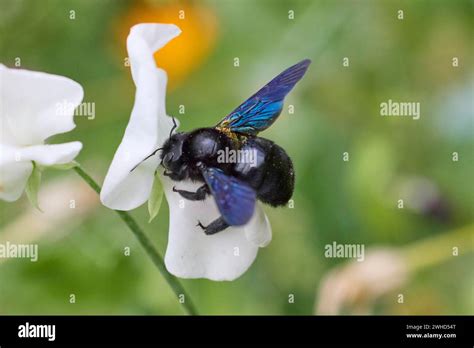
[402, 224, 474, 273]
[73, 166, 198, 315]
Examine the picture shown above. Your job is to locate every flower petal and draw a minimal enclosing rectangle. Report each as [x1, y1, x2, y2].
[0, 64, 83, 146]
[244, 206, 272, 247]
[17, 142, 82, 166]
[162, 176, 272, 281]
[100, 24, 181, 210]
[0, 160, 33, 202]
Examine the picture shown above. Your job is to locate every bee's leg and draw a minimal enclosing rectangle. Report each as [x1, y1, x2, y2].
[196, 217, 229, 235]
[173, 184, 209, 201]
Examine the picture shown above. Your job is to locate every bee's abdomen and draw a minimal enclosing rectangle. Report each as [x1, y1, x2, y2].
[257, 142, 295, 207]
[232, 137, 294, 206]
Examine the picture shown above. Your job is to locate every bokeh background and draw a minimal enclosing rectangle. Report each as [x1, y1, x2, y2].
[0, 0, 472, 315]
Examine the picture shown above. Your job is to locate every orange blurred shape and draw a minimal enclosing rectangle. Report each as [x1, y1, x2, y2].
[118, 0, 218, 89]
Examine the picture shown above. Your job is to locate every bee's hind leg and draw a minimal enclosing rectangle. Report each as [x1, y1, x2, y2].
[196, 217, 229, 235]
[173, 184, 210, 201]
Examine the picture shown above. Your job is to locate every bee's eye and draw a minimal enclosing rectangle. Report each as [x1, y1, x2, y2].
[163, 151, 182, 172]
[163, 153, 173, 165]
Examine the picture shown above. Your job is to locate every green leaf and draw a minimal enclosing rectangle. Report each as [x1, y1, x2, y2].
[148, 173, 164, 223]
[25, 162, 43, 212]
[48, 161, 79, 171]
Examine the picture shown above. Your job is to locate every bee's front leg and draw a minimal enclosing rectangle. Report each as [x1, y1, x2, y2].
[173, 184, 210, 201]
[196, 217, 229, 235]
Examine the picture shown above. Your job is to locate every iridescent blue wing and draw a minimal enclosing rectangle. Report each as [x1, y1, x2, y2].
[201, 167, 256, 226]
[216, 59, 311, 135]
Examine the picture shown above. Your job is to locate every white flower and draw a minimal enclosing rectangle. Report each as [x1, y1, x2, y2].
[0, 64, 83, 202]
[316, 249, 408, 314]
[100, 23, 272, 281]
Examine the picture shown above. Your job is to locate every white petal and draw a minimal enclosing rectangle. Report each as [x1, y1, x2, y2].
[0, 160, 33, 202]
[0, 142, 82, 202]
[0, 64, 83, 146]
[100, 24, 181, 210]
[162, 177, 272, 281]
[244, 206, 272, 247]
[17, 142, 82, 166]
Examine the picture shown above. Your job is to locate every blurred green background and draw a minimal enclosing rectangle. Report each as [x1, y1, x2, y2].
[0, 0, 472, 315]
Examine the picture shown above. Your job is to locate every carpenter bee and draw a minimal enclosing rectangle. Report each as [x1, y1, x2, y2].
[134, 59, 311, 235]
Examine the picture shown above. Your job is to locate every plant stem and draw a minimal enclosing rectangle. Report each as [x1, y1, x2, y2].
[73, 166, 198, 315]
[402, 224, 474, 272]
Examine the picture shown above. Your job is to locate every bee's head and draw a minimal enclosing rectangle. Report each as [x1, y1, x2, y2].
[160, 132, 187, 173]
[129, 117, 184, 174]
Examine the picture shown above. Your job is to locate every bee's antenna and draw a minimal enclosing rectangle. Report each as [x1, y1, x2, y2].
[130, 118, 178, 173]
[130, 147, 163, 172]
[169, 116, 178, 139]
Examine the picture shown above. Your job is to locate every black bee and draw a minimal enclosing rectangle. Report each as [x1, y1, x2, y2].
[135, 59, 311, 235]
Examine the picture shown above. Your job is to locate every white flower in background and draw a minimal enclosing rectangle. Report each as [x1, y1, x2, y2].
[316, 249, 408, 314]
[100, 23, 271, 281]
[0, 64, 83, 202]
